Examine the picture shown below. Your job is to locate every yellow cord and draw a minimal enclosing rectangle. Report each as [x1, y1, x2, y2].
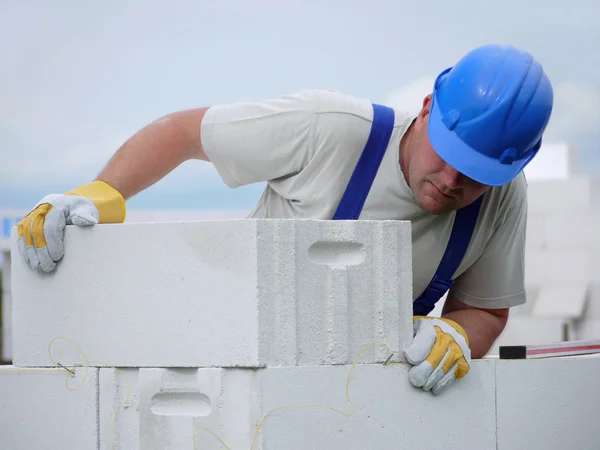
[1, 337, 403, 450]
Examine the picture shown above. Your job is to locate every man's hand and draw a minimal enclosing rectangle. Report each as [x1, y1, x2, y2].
[404, 316, 471, 396]
[17, 180, 126, 273]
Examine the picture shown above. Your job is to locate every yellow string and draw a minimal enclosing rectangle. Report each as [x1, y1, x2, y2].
[1, 337, 404, 450]
[192, 340, 405, 450]
[45, 336, 132, 449]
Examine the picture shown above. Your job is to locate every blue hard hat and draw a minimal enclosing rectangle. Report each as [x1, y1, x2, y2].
[428, 44, 554, 186]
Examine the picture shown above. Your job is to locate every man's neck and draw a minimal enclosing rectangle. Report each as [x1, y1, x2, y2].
[399, 119, 415, 183]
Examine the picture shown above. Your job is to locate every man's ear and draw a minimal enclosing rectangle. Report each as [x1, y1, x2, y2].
[415, 93, 433, 129]
[422, 93, 433, 112]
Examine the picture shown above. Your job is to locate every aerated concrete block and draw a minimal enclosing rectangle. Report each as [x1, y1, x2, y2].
[11, 219, 413, 368]
[0, 365, 99, 449]
[584, 284, 600, 319]
[591, 213, 600, 250]
[496, 356, 600, 450]
[527, 177, 591, 213]
[1, 256, 11, 362]
[525, 212, 547, 252]
[573, 319, 600, 340]
[1, 292, 12, 362]
[99, 361, 497, 450]
[525, 249, 591, 286]
[544, 213, 592, 250]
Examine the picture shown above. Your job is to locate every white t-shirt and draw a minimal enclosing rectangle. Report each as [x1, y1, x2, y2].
[201, 89, 528, 310]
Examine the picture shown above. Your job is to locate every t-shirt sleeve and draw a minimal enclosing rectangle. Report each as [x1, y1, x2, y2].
[449, 176, 528, 309]
[200, 90, 319, 188]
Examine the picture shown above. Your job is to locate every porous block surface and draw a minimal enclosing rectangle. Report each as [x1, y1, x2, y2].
[1, 257, 11, 362]
[11, 219, 413, 367]
[1, 293, 12, 362]
[496, 356, 600, 449]
[0, 365, 99, 449]
[99, 361, 497, 449]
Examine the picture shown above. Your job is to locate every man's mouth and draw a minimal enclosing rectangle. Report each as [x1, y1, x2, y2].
[431, 183, 454, 199]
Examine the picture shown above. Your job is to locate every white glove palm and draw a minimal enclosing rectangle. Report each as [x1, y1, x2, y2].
[404, 316, 471, 396]
[17, 181, 126, 273]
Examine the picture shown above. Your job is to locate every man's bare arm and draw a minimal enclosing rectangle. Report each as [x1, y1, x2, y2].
[441, 295, 509, 358]
[95, 107, 211, 200]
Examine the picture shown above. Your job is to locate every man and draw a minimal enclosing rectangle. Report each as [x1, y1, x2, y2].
[16, 44, 553, 395]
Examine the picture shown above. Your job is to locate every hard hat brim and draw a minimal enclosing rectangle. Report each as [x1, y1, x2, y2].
[428, 92, 531, 187]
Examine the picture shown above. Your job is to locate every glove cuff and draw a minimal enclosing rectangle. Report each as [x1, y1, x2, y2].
[66, 181, 126, 223]
[412, 315, 470, 347]
[439, 317, 470, 347]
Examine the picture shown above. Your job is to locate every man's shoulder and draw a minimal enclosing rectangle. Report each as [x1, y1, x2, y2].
[211, 88, 412, 128]
[282, 89, 375, 118]
[483, 172, 528, 223]
[495, 171, 528, 205]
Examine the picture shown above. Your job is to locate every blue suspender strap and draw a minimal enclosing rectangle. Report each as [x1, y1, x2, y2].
[412, 194, 484, 316]
[332, 103, 395, 220]
[332, 101, 482, 317]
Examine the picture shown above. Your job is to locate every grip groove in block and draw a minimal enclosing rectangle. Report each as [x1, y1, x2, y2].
[11, 219, 413, 368]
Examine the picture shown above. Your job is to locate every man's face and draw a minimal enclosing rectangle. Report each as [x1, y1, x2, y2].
[401, 95, 490, 215]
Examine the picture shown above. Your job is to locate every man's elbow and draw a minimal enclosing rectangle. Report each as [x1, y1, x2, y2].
[492, 308, 509, 337]
[161, 107, 212, 162]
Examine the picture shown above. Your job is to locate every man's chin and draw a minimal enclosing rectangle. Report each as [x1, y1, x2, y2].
[418, 194, 457, 215]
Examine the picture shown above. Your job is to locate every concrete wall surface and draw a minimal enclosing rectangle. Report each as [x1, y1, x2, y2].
[1, 255, 11, 362]
[10, 219, 413, 368]
[1, 357, 598, 450]
[496, 357, 600, 450]
[100, 362, 498, 450]
[0, 366, 99, 449]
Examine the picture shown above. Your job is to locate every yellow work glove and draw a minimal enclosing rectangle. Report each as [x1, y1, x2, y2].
[17, 180, 126, 273]
[404, 316, 471, 395]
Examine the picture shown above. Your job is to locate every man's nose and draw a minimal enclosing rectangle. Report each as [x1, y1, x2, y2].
[442, 165, 463, 189]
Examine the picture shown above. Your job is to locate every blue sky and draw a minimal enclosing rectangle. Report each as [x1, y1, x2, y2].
[1, 0, 599, 211]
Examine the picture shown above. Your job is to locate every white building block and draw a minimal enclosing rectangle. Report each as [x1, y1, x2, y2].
[496, 356, 600, 449]
[1, 255, 11, 362]
[532, 284, 588, 320]
[523, 142, 579, 181]
[526, 177, 591, 213]
[100, 361, 497, 450]
[0, 365, 99, 449]
[591, 212, 600, 250]
[582, 284, 600, 319]
[544, 213, 593, 250]
[525, 249, 590, 286]
[590, 252, 600, 293]
[574, 319, 600, 340]
[525, 212, 548, 252]
[1, 293, 12, 363]
[11, 219, 413, 368]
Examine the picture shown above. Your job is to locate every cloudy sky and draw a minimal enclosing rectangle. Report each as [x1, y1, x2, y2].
[1, 0, 599, 211]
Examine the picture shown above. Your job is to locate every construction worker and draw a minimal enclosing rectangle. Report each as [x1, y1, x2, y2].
[16, 44, 553, 395]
